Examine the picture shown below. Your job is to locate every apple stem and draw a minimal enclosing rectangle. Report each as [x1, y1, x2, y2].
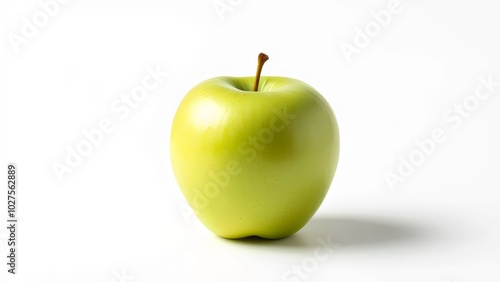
[253, 53, 269, 91]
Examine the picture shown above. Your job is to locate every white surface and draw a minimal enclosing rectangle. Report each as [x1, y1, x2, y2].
[1, 0, 500, 281]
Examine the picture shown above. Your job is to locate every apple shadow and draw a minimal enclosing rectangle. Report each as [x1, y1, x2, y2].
[223, 215, 428, 250]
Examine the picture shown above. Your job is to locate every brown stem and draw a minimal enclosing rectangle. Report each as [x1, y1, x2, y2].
[253, 53, 269, 91]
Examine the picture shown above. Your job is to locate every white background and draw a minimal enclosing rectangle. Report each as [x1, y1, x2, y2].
[1, 0, 500, 281]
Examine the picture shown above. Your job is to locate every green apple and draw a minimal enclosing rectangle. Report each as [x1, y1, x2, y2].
[171, 53, 339, 239]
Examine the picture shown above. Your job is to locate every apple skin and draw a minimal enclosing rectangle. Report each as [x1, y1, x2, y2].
[170, 76, 339, 239]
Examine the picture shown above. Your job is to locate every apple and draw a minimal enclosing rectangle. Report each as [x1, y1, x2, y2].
[170, 53, 339, 239]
